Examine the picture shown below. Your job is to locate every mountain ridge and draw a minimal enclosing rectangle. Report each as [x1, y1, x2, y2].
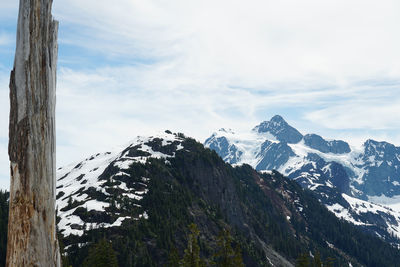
[205, 115, 400, 246]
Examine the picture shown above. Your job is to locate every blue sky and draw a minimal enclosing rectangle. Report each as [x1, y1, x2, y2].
[1, 0, 400, 189]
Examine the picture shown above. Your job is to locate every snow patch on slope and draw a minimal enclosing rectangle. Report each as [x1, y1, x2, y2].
[368, 194, 400, 213]
[57, 131, 184, 237]
[327, 194, 400, 239]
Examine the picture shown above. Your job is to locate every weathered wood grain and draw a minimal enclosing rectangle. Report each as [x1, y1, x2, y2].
[6, 0, 60, 266]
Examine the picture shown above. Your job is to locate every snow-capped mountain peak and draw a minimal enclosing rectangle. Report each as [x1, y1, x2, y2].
[205, 115, 400, 245]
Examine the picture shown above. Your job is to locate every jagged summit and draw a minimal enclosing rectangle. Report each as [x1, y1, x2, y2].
[363, 139, 397, 152]
[252, 115, 303, 144]
[270, 114, 286, 123]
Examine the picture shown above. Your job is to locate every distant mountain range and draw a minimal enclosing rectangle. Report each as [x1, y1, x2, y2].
[205, 115, 400, 245]
[53, 131, 400, 266]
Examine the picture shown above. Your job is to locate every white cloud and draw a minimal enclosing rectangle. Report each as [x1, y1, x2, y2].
[51, 0, 400, 141]
[0, 2, 17, 20]
[53, 0, 400, 86]
[54, 65, 400, 169]
[305, 97, 400, 130]
[1, 0, 400, 189]
[0, 71, 9, 137]
[0, 32, 12, 46]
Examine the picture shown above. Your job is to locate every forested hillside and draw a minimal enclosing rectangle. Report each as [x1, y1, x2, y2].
[2, 136, 400, 266]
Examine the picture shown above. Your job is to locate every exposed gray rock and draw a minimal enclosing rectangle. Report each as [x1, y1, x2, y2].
[289, 153, 351, 194]
[205, 134, 242, 164]
[7, 0, 60, 266]
[303, 134, 350, 154]
[253, 115, 303, 144]
[255, 141, 295, 171]
[355, 139, 400, 197]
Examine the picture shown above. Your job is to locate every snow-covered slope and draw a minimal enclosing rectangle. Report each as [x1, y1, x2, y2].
[205, 115, 400, 244]
[327, 193, 400, 245]
[56, 131, 185, 237]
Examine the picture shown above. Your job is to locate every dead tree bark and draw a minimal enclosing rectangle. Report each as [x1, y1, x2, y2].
[6, 0, 60, 266]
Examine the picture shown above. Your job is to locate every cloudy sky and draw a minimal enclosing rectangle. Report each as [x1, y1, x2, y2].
[0, 0, 400, 189]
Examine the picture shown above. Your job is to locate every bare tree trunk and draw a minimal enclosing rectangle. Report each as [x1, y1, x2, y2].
[6, 0, 60, 266]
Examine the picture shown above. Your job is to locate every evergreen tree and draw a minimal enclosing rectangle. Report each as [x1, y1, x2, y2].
[324, 257, 335, 267]
[199, 258, 207, 267]
[232, 245, 245, 267]
[213, 228, 244, 267]
[214, 228, 233, 267]
[313, 251, 322, 267]
[167, 245, 180, 267]
[296, 253, 309, 267]
[83, 239, 118, 267]
[181, 223, 201, 267]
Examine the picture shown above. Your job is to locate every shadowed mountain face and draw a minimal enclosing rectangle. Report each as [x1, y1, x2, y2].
[253, 115, 303, 144]
[357, 140, 400, 196]
[303, 134, 351, 154]
[256, 141, 295, 170]
[205, 115, 400, 245]
[51, 132, 400, 266]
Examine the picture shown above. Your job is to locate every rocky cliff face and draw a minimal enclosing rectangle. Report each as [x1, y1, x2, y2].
[303, 134, 350, 154]
[7, 0, 60, 266]
[252, 115, 303, 144]
[356, 140, 400, 197]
